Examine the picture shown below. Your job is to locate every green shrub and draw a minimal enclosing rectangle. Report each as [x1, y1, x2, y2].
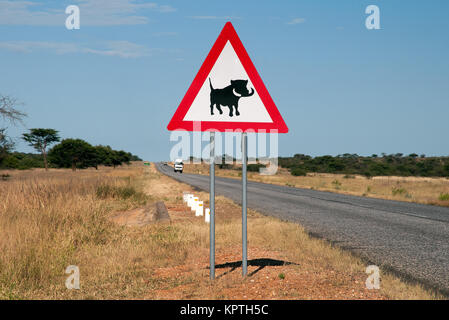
[332, 179, 342, 189]
[291, 167, 307, 176]
[0, 153, 44, 170]
[439, 193, 449, 201]
[96, 184, 148, 203]
[247, 164, 266, 172]
[279, 154, 449, 178]
[2, 155, 19, 168]
[218, 163, 233, 170]
[118, 186, 138, 199]
[392, 187, 407, 196]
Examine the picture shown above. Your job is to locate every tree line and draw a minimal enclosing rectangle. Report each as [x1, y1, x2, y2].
[280, 153, 449, 178]
[1, 94, 141, 171]
[2, 130, 141, 171]
[189, 153, 449, 178]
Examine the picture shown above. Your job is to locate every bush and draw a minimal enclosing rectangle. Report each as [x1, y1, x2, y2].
[332, 179, 342, 189]
[291, 167, 307, 176]
[392, 187, 407, 196]
[439, 193, 449, 201]
[218, 163, 233, 170]
[0, 153, 44, 170]
[48, 139, 140, 170]
[247, 164, 266, 172]
[96, 184, 148, 204]
[279, 154, 449, 178]
[1, 155, 19, 168]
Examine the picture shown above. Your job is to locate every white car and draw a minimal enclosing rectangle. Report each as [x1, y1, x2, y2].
[174, 159, 184, 173]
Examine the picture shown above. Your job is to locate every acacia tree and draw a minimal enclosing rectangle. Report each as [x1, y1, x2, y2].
[22, 128, 60, 170]
[0, 128, 14, 165]
[0, 94, 26, 166]
[48, 139, 97, 171]
[0, 95, 26, 124]
[93, 146, 133, 168]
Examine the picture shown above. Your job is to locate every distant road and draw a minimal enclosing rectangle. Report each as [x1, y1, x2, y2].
[156, 163, 449, 295]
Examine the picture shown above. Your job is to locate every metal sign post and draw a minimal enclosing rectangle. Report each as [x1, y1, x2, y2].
[210, 131, 215, 280]
[242, 132, 248, 276]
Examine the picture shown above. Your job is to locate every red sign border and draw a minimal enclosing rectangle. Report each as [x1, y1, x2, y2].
[167, 22, 288, 133]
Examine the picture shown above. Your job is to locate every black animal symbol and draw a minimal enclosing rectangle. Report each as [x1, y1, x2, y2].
[209, 78, 255, 117]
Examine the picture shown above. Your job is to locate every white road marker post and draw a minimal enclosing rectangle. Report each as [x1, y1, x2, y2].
[192, 197, 199, 212]
[196, 201, 204, 216]
[205, 208, 210, 223]
[187, 194, 194, 207]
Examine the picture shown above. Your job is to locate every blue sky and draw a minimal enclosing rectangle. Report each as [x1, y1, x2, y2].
[1, 0, 448, 161]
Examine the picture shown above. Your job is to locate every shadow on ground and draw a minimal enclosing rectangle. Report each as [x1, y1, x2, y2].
[208, 258, 299, 278]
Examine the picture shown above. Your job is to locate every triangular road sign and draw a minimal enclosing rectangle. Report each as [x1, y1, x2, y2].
[167, 22, 288, 133]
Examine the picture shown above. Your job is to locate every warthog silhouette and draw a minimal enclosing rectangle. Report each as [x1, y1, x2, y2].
[209, 78, 255, 117]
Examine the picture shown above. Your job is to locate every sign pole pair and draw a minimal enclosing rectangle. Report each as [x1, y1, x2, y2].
[209, 131, 248, 279]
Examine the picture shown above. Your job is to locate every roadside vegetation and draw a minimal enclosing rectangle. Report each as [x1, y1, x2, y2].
[0, 164, 151, 299]
[1, 163, 441, 299]
[1, 140, 141, 171]
[182, 163, 449, 208]
[280, 153, 449, 178]
[194, 153, 449, 178]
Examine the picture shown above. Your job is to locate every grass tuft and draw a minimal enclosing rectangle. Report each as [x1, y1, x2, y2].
[439, 193, 449, 201]
[332, 179, 342, 190]
[96, 184, 149, 204]
[391, 187, 407, 196]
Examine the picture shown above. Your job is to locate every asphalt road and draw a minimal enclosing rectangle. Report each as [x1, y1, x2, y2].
[156, 163, 449, 295]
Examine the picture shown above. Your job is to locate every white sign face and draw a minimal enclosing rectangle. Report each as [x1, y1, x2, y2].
[183, 41, 273, 123]
[167, 22, 288, 133]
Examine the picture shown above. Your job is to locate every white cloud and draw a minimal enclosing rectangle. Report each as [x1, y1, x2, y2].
[0, 0, 176, 26]
[0, 40, 154, 58]
[152, 31, 178, 37]
[286, 18, 306, 25]
[0, 41, 79, 54]
[0, 1, 64, 25]
[75, 0, 177, 25]
[189, 15, 241, 20]
[157, 5, 176, 13]
[84, 41, 154, 58]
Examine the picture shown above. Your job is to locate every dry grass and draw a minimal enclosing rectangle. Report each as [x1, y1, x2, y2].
[0, 163, 442, 300]
[0, 164, 153, 299]
[182, 163, 449, 207]
[161, 205, 439, 300]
